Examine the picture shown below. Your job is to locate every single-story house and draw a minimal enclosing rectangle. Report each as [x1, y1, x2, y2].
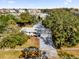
[20, 27, 37, 36]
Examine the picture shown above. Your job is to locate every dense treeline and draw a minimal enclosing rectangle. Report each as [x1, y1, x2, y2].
[42, 9, 79, 48]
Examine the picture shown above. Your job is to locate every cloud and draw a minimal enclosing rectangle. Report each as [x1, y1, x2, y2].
[64, 0, 72, 5]
[1, 0, 15, 4]
[7, 0, 15, 4]
[65, 0, 72, 2]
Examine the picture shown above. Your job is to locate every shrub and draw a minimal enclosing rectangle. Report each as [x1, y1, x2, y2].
[0, 33, 29, 48]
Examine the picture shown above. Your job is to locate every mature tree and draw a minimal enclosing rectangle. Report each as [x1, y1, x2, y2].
[17, 12, 39, 25]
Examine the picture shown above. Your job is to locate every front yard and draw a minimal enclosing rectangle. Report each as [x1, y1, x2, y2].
[0, 36, 39, 59]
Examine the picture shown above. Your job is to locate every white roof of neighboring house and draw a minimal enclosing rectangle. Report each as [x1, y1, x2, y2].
[20, 27, 36, 33]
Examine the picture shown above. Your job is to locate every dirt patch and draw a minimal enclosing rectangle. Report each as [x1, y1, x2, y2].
[26, 36, 39, 48]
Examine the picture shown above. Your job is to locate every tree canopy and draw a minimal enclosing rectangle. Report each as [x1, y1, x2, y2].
[42, 9, 79, 48]
[0, 33, 29, 48]
[17, 12, 38, 25]
[0, 14, 17, 33]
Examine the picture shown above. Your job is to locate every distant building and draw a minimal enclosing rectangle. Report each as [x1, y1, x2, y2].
[19, 9, 26, 13]
[28, 9, 48, 20]
[9, 9, 16, 13]
[28, 9, 41, 15]
[4, 9, 9, 13]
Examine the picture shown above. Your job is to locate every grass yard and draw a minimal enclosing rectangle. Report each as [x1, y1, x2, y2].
[0, 50, 21, 59]
[0, 36, 39, 59]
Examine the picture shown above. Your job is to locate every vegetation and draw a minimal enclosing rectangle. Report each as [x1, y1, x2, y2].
[17, 12, 38, 25]
[0, 33, 29, 48]
[0, 13, 30, 48]
[42, 9, 79, 48]
[0, 14, 17, 33]
[58, 50, 79, 59]
[0, 10, 41, 49]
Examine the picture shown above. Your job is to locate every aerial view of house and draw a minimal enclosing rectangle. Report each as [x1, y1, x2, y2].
[0, 0, 79, 59]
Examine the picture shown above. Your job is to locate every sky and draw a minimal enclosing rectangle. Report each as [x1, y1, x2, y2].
[0, 0, 79, 9]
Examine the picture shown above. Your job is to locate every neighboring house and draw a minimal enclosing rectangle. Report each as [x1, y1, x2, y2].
[20, 21, 46, 36]
[20, 27, 37, 36]
[20, 23, 44, 36]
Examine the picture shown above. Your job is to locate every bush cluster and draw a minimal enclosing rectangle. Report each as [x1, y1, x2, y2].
[42, 9, 79, 48]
